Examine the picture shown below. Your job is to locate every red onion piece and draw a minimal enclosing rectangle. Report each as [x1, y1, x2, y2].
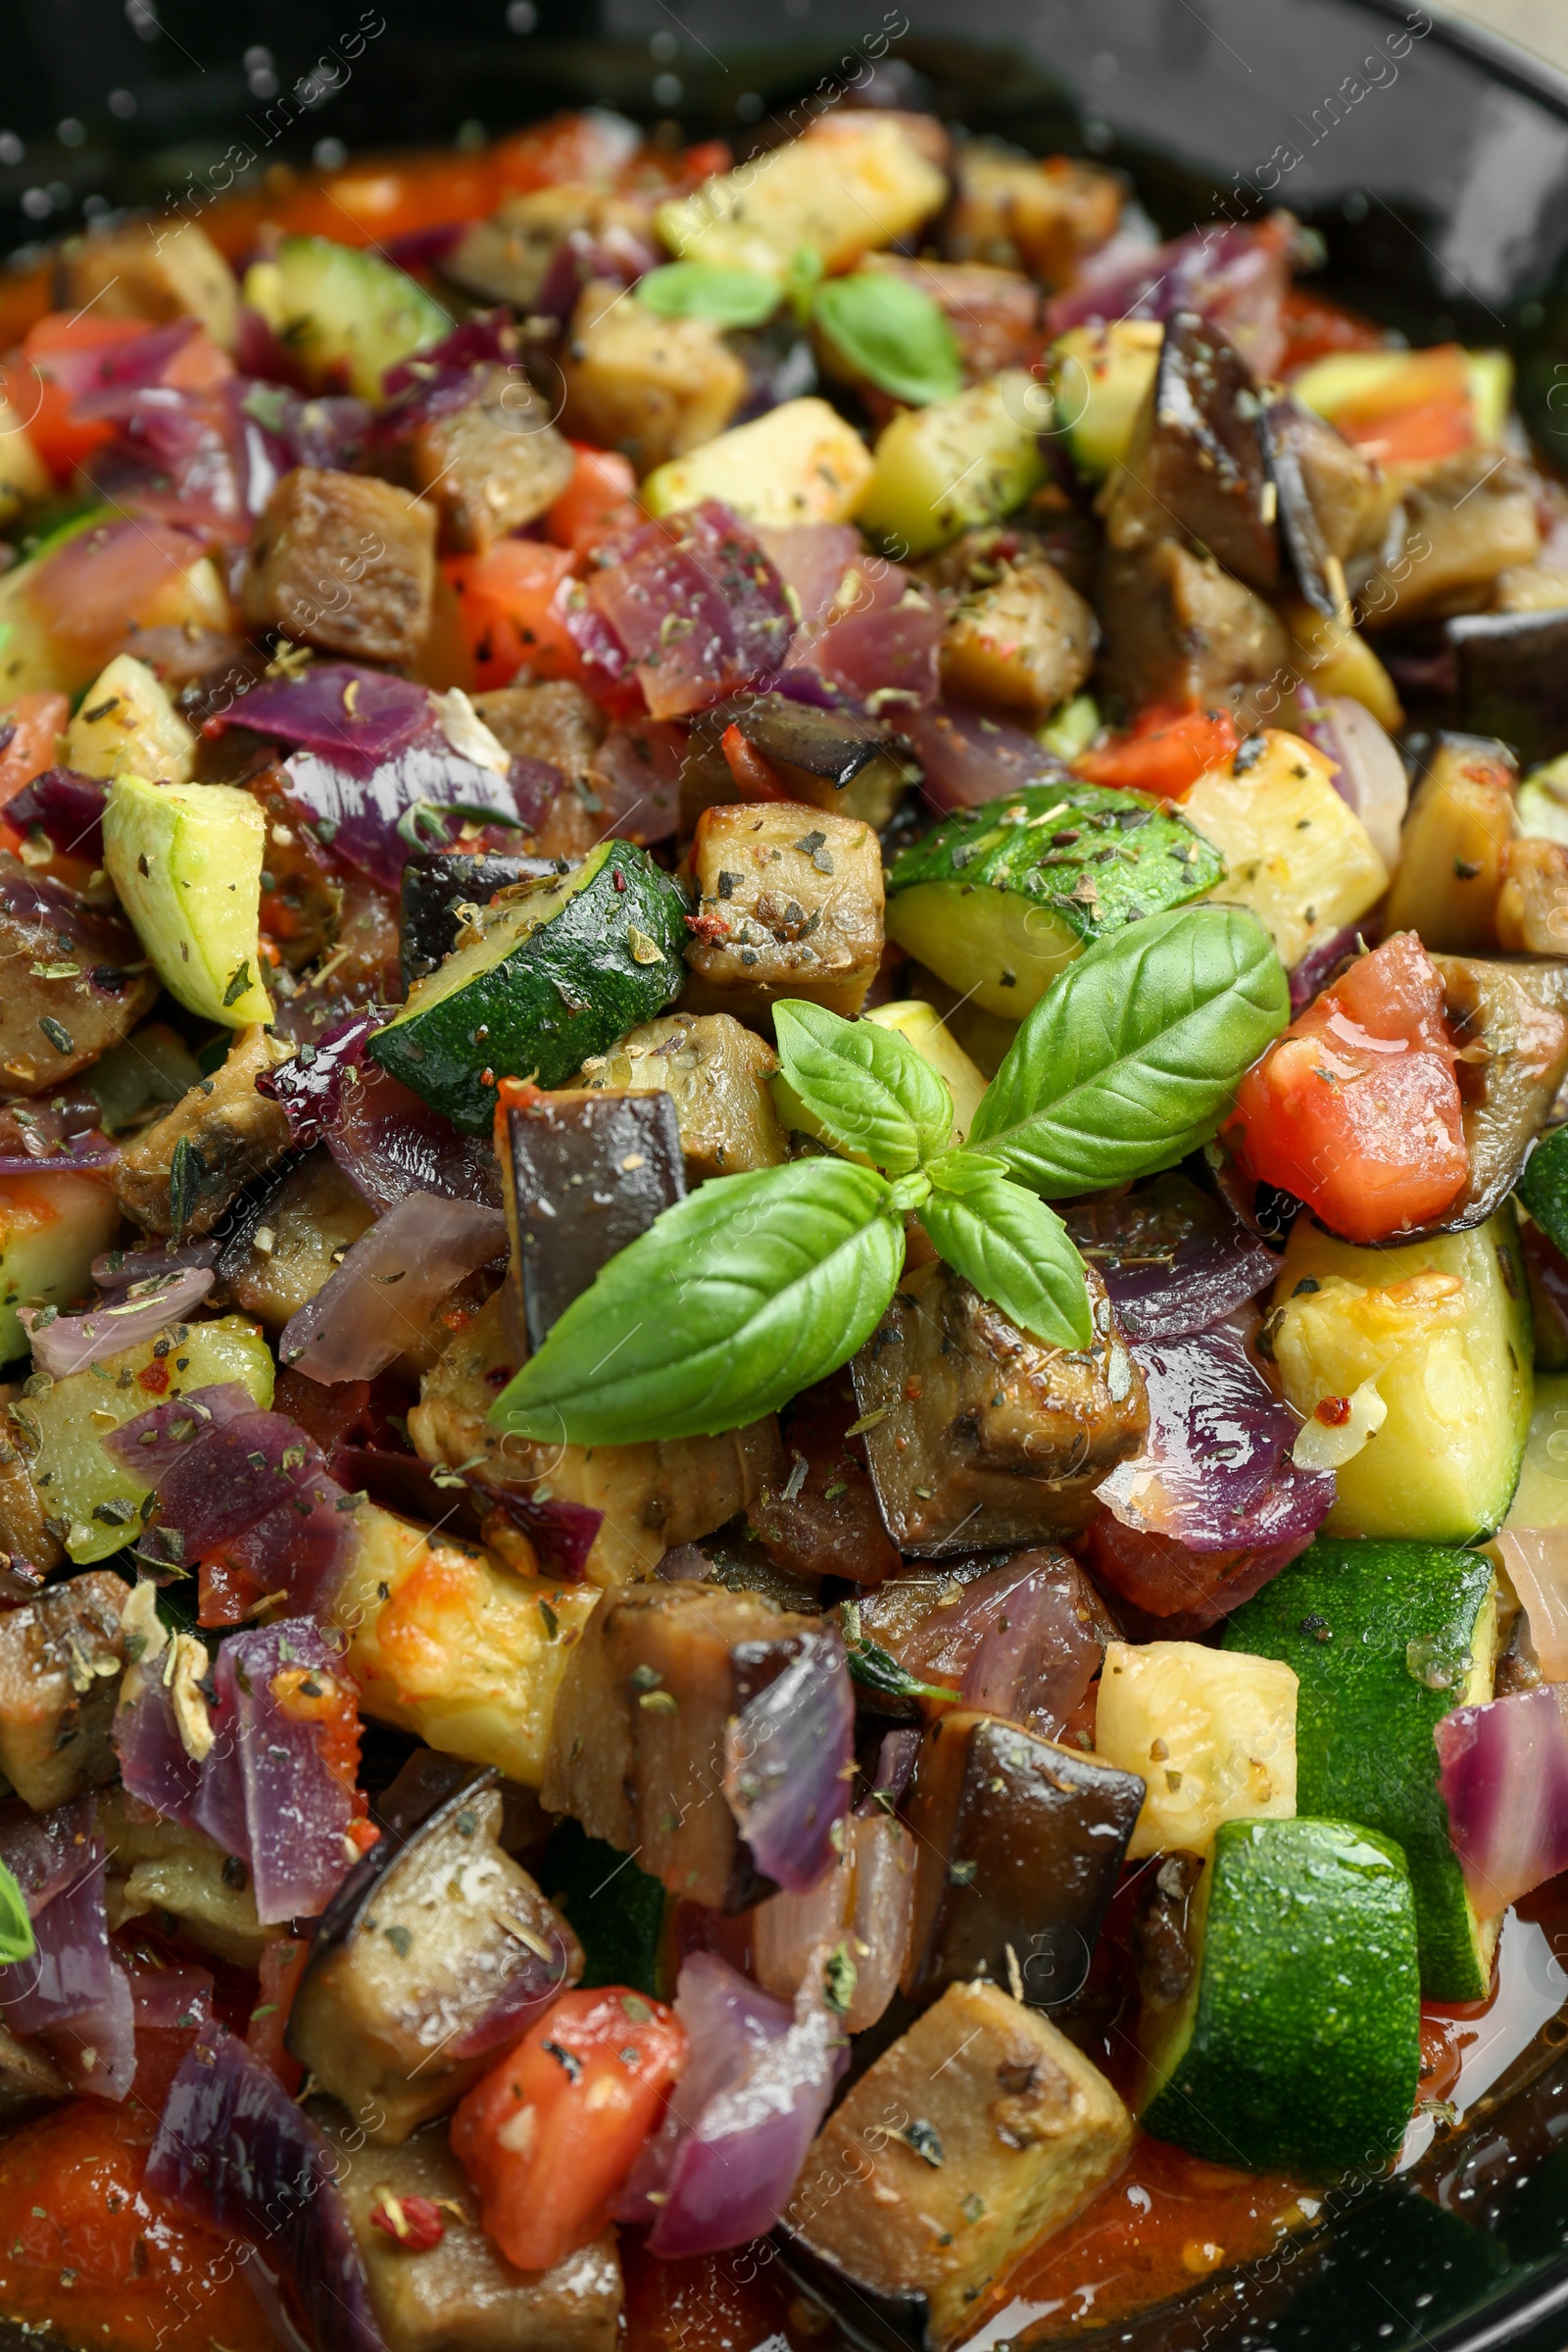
[22, 1265, 214, 1377]
[93, 1239, 220, 1291]
[1493, 1529, 1568, 1682]
[901, 701, 1070, 810]
[381, 309, 515, 396]
[255, 1008, 381, 1148]
[615, 1951, 848, 2257]
[723, 1628, 853, 1893]
[589, 722, 684, 844]
[1097, 1314, 1335, 1553]
[279, 1193, 507, 1384]
[4, 767, 107, 860]
[63, 319, 202, 416]
[0, 1798, 135, 2099]
[1293, 697, 1408, 870]
[0, 1130, 116, 1178]
[326, 1059, 503, 1211]
[753, 522, 862, 642]
[1048, 213, 1297, 380]
[231, 663, 432, 768]
[1080, 1512, 1313, 1638]
[114, 1658, 204, 1829]
[282, 727, 548, 891]
[148, 2032, 387, 2352]
[800, 557, 944, 713]
[1288, 921, 1366, 1015]
[1435, 1683, 1568, 1915]
[203, 1620, 363, 1926]
[1065, 1179, 1279, 1343]
[586, 502, 794, 721]
[104, 1378, 259, 1480]
[858, 1726, 921, 1816]
[891, 1549, 1111, 1737]
[753, 1812, 911, 2034]
[485, 1487, 604, 1582]
[127, 1950, 215, 2034]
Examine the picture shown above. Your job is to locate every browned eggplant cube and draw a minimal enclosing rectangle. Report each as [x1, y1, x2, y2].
[542, 1582, 846, 1911]
[561, 281, 748, 475]
[1104, 312, 1279, 593]
[684, 802, 884, 1025]
[903, 1708, 1144, 2008]
[681, 694, 915, 834]
[784, 1980, 1133, 2348]
[115, 1024, 292, 1237]
[474, 679, 606, 779]
[939, 556, 1098, 720]
[406, 366, 576, 554]
[0, 1570, 127, 1810]
[59, 218, 239, 348]
[243, 466, 438, 665]
[853, 1260, 1147, 1555]
[498, 1085, 686, 1349]
[1097, 537, 1292, 724]
[0, 858, 159, 1094]
[287, 1773, 581, 2143]
[577, 1012, 788, 1181]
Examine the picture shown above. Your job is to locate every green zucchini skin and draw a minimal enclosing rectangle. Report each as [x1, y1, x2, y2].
[1519, 1124, 1568, 1259]
[1223, 1537, 1498, 2000]
[370, 842, 689, 1132]
[1141, 1816, 1421, 2178]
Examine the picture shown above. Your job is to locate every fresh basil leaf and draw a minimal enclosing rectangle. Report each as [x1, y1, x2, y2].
[812, 272, 962, 408]
[773, 1000, 954, 1176]
[488, 1158, 904, 1446]
[785, 244, 825, 325]
[970, 906, 1289, 1196]
[637, 262, 782, 328]
[924, 1149, 1007, 1196]
[0, 1857, 32, 1966]
[918, 1175, 1093, 1350]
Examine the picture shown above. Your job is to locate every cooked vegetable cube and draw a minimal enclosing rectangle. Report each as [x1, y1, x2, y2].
[1049, 319, 1164, 483]
[1284, 598, 1404, 733]
[312, 2101, 622, 2352]
[903, 1708, 1144, 2006]
[1184, 726, 1389, 970]
[472, 677, 606, 780]
[1264, 1208, 1532, 1544]
[1093, 1640, 1298, 1858]
[114, 1025, 292, 1236]
[0, 858, 160, 1095]
[103, 775, 271, 1028]
[242, 466, 438, 666]
[576, 1012, 788, 1180]
[561, 283, 748, 476]
[657, 116, 947, 279]
[642, 397, 874, 527]
[0, 2026, 66, 2124]
[444, 183, 654, 312]
[0, 1169, 122, 1367]
[1225, 1538, 1500, 1998]
[1498, 834, 1568, 954]
[1266, 395, 1385, 583]
[683, 802, 884, 1023]
[499, 1086, 685, 1348]
[853, 1260, 1147, 1554]
[0, 1569, 127, 1809]
[1359, 451, 1541, 631]
[1139, 1817, 1421, 2175]
[858, 372, 1050, 558]
[1105, 312, 1279, 591]
[399, 850, 555, 990]
[60, 217, 239, 346]
[242, 234, 449, 397]
[220, 1150, 377, 1333]
[1098, 538, 1293, 720]
[371, 842, 688, 1131]
[404, 365, 576, 554]
[1431, 955, 1568, 1230]
[10, 1313, 273, 1564]
[98, 1796, 270, 1967]
[67, 654, 196, 784]
[885, 782, 1222, 1019]
[948, 144, 1122, 284]
[1383, 734, 1516, 952]
[785, 1981, 1133, 2348]
[680, 692, 913, 832]
[289, 1773, 581, 2141]
[939, 556, 1098, 720]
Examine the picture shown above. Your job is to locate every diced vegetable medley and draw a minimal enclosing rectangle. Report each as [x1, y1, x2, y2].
[0, 77, 1567, 2352]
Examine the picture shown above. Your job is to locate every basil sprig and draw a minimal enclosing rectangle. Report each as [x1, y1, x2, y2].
[490, 906, 1288, 1446]
[812, 271, 962, 408]
[637, 262, 782, 328]
[0, 1856, 32, 1967]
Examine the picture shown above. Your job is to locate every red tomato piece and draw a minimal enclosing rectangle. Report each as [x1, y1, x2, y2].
[720, 722, 789, 801]
[547, 443, 638, 554]
[1279, 286, 1387, 374]
[0, 313, 150, 477]
[1073, 705, 1240, 798]
[0, 693, 69, 806]
[451, 1984, 687, 2273]
[196, 1555, 270, 1628]
[443, 540, 581, 691]
[246, 1936, 310, 2092]
[1225, 931, 1468, 1244]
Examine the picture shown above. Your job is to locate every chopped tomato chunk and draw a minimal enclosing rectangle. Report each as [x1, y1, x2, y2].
[451, 1984, 686, 2273]
[1226, 931, 1468, 1244]
[443, 540, 582, 691]
[547, 443, 639, 554]
[1280, 286, 1388, 374]
[0, 692, 69, 806]
[720, 721, 789, 800]
[1074, 705, 1240, 798]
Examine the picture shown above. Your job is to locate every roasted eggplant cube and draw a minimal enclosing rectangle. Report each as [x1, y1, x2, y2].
[287, 1775, 582, 2142]
[0, 858, 159, 1094]
[0, 1569, 126, 1810]
[854, 1261, 1147, 1554]
[243, 466, 438, 667]
[1359, 450, 1540, 633]
[1453, 605, 1568, 769]
[577, 1012, 788, 1181]
[499, 1086, 685, 1348]
[1105, 313, 1278, 593]
[406, 366, 576, 555]
[939, 557, 1098, 721]
[903, 1709, 1143, 2009]
[400, 851, 556, 989]
[784, 1980, 1133, 2349]
[562, 281, 749, 475]
[684, 803, 884, 1023]
[682, 694, 915, 833]
[1428, 955, 1568, 1231]
[220, 1149, 378, 1332]
[59, 217, 239, 348]
[312, 2101, 622, 2352]
[543, 1582, 827, 1911]
[472, 679, 607, 781]
[115, 1024, 292, 1238]
[1097, 538, 1292, 724]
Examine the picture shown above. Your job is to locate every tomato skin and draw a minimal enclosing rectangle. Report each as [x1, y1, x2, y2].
[1226, 931, 1468, 1244]
[1074, 705, 1240, 798]
[0, 692, 69, 805]
[547, 443, 639, 554]
[443, 540, 582, 691]
[451, 1984, 687, 2273]
[1279, 287, 1387, 374]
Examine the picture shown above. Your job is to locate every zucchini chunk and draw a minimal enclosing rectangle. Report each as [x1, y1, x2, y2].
[577, 1011, 787, 1182]
[0, 858, 161, 1094]
[498, 1085, 685, 1349]
[1184, 728, 1389, 971]
[852, 1260, 1147, 1554]
[114, 1025, 293, 1237]
[1138, 1816, 1421, 2176]
[242, 234, 449, 397]
[311, 2100, 622, 2351]
[784, 1981, 1133, 2348]
[68, 653, 196, 783]
[903, 1708, 1144, 2007]
[400, 850, 556, 989]
[288, 1772, 581, 2142]
[1383, 735, 1516, 952]
[657, 116, 947, 279]
[862, 1000, 988, 1143]
[241, 466, 438, 667]
[545, 1817, 670, 1998]
[642, 397, 874, 527]
[1224, 1537, 1500, 1998]
[1049, 319, 1164, 482]
[885, 781, 1223, 1019]
[103, 777, 272, 1029]
[371, 842, 688, 1131]
[683, 802, 884, 1025]
[560, 283, 749, 477]
[1093, 1640, 1298, 1858]
[1264, 1208, 1532, 1543]
[680, 692, 914, 833]
[10, 1314, 272, 1565]
[0, 1169, 122, 1367]
[857, 371, 1049, 558]
[0, 1569, 127, 1810]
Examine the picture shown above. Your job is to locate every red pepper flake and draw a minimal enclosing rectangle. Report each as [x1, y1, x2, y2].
[369, 2193, 446, 2252]
[136, 1359, 171, 1394]
[612, 868, 627, 893]
[1314, 1395, 1353, 1426]
[904, 1377, 924, 1402]
[684, 910, 729, 944]
[479, 1067, 496, 1088]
